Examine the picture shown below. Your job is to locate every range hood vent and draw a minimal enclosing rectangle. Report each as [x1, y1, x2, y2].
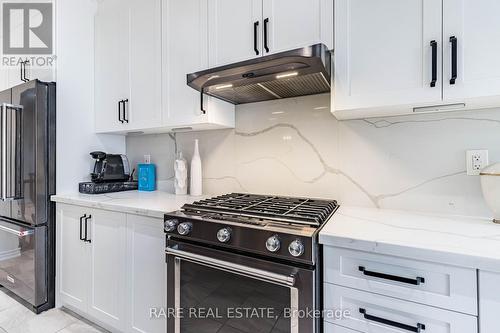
[187, 44, 332, 105]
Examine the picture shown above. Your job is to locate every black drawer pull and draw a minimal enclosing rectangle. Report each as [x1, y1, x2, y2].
[430, 40, 437, 87]
[360, 308, 425, 332]
[359, 266, 425, 285]
[449, 36, 457, 85]
[84, 215, 92, 243]
[79, 214, 87, 241]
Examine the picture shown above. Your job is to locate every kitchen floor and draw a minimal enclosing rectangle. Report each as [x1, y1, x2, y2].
[0, 289, 106, 333]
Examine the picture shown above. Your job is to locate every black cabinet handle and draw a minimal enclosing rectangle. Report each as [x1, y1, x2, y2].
[84, 215, 92, 243]
[450, 36, 457, 85]
[200, 88, 206, 114]
[122, 99, 129, 123]
[79, 214, 87, 241]
[359, 308, 425, 332]
[253, 21, 260, 56]
[263, 18, 270, 53]
[359, 266, 425, 285]
[118, 101, 124, 123]
[430, 40, 437, 87]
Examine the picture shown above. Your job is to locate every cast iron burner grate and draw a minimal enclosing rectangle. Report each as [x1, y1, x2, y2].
[181, 193, 338, 227]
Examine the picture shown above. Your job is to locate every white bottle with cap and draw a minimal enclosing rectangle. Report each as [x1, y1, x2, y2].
[190, 139, 203, 196]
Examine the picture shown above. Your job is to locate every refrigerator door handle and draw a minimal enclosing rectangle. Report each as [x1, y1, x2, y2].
[0, 103, 24, 201]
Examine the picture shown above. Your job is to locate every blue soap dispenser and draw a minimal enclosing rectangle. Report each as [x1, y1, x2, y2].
[138, 155, 156, 192]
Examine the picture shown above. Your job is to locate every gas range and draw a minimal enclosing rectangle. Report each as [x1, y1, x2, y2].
[164, 193, 339, 333]
[164, 193, 338, 266]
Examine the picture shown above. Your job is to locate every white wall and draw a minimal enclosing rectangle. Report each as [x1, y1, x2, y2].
[56, 0, 125, 193]
[127, 94, 500, 218]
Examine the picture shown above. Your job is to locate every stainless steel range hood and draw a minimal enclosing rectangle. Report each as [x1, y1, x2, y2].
[187, 44, 331, 106]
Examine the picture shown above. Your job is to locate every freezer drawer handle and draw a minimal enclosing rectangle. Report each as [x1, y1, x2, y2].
[430, 40, 437, 87]
[358, 266, 425, 285]
[449, 36, 458, 84]
[166, 247, 296, 287]
[0, 103, 24, 201]
[0, 223, 34, 237]
[359, 308, 425, 332]
[84, 215, 92, 243]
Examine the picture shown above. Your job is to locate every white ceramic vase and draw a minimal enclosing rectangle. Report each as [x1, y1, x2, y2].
[190, 140, 202, 196]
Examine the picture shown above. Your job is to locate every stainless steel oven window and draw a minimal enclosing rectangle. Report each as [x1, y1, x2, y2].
[168, 246, 305, 333]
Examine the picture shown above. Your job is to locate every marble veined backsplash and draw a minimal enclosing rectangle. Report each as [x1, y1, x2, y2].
[126, 94, 500, 218]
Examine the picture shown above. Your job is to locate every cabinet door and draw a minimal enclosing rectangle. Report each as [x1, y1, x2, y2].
[94, 0, 130, 133]
[479, 271, 500, 333]
[208, 0, 262, 67]
[87, 209, 127, 331]
[262, 0, 333, 54]
[443, 0, 500, 101]
[333, 0, 442, 112]
[163, 0, 235, 130]
[126, 215, 166, 333]
[56, 204, 89, 312]
[128, 0, 162, 131]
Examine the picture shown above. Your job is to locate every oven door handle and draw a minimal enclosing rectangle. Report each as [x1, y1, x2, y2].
[166, 247, 296, 287]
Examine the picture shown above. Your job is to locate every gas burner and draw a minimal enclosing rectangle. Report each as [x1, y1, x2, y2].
[182, 193, 338, 227]
[164, 193, 339, 266]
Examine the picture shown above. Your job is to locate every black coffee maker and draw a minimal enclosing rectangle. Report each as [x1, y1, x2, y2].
[79, 152, 138, 194]
[90, 151, 131, 183]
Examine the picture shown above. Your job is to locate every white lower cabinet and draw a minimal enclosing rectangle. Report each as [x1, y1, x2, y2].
[323, 246, 479, 333]
[126, 215, 166, 333]
[324, 247, 477, 315]
[325, 284, 478, 333]
[56, 203, 166, 333]
[87, 209, 127, 331]
[478, 271, 500, 332]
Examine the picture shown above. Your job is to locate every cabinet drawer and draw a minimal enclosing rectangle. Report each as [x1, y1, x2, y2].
[324, 321, 360, 332]
[325, 284, 477, 333]
[324, 247, 477, 315]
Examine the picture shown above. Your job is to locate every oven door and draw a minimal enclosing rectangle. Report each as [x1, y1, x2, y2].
[166, 240, 316, 333]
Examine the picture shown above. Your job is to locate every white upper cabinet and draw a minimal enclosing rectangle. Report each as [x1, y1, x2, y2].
[128, 0, 162, 131]
[163, 0, 235, 131]
[208, 0, 263, 67]
[95, 0, 131, 133]
[95, 0, 162, 134]
[333, 0, 500, 119]
[443, 0, 500, 102]
[333, 0, 443, 118]
[262, 0, 333, 54]
[208, 0, 333, 67]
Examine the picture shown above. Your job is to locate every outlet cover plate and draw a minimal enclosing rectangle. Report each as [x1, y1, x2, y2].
[466, 150, 489, 176]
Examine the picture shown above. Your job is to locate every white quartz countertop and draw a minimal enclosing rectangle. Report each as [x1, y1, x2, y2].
[51, 191, 208, 219]
[319, 206, 500, 272]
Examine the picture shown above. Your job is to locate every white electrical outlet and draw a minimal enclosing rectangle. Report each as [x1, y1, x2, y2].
[144, 155, 151, 164]
[466, 150, 489, 176]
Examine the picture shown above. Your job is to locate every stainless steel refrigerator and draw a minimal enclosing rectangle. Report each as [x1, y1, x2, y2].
[0, 80, 56, 313]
